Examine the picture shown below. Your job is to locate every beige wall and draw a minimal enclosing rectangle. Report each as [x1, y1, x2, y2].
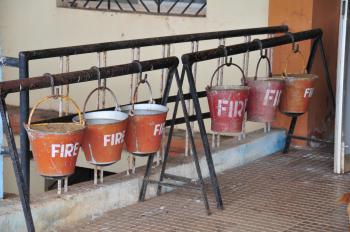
[0, 0, 269, 194]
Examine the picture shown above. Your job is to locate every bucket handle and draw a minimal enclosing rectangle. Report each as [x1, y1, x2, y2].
[131, 74, 154, 114]
[253, 39, 272, 80]
[283, 32, 307, 76]
[209, 63, 246, 88]
[27, 95, 84, 129]
[83, 86, 121, 113]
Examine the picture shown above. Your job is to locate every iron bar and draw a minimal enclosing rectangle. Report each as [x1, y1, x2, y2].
[0, 98, 35, 232]
[195, 2, 206, 16]
[96, 0, 104, 9]
[126, 0, 136, 11]
[18, 53, 30, 197]
[152, 67, 210, 213]
[184, 64, 223, 209]
[181, 0, 194, 15]
[0, 56, 19, 68]
[113, 0, 123, 11]
[163, 173, 198, 184]
[319, 38, 336, 109]
[146, 179, 201, 190]
[290, 135, 334, 144]
[1, 57, 179, 95]
[139, 0, 150, 12]
[167, 0, 180, 14]
[19, 26, 288, 60]
[83, 0, 90, 7]
[70, 0, 78, 7]
[283, 115, 300, 153]
[182, 29, 322, 64]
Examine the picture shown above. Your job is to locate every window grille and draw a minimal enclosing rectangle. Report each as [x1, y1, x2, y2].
[57, 0, 207, 17]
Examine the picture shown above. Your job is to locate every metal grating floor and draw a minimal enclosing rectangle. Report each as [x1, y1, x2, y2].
[60, 147, 350, 232]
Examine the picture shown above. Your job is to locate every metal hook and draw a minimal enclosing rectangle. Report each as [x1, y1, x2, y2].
[133, 60, 143, 81]
[285, 32, 299, 53]
[44, 73, 59, 98]
[140, 73, 148, 84]
[253, 39, 268, 58]
[90, 66, 102, 87]
[218, 45, 233, 66]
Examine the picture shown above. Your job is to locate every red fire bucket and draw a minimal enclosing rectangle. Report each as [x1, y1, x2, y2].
[25, 95, 85, 178]
[121, 79, 168, 155]
[73, 87, 128, 166]
[279, 51, 318, 114]
[206, 63, 250, 133]
[247, 56, 285, 122]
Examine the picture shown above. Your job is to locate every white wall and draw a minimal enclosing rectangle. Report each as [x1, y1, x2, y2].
[0, 0, 270, 194]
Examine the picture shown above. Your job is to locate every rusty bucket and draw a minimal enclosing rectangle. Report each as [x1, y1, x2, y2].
[121, 78, 168, 155]
[25, 95, 85, 178]
[206, 62, 250, 133]
[73, 87, 128, 166]
[247, 55, 285, 122]
[279, 50, 318, 114]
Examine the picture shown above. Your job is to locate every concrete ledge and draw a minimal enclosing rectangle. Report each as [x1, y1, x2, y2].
[0, 129, 285, 232]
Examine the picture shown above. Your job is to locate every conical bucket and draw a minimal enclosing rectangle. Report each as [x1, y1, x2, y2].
[206, 62, 250, 133]
[73, 87, 128, 166]
[279, 50, 318, 114]
[247, 55, 285, 122]
[121, 79, 168, 155]
[25, 95, 85, 178]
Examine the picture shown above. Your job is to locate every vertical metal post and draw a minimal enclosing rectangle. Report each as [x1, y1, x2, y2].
[0, 53, 3, 200]
[318, 38, 336, 109]
[19, 53, 30, 197]
[157, 0, 161, 13]
[156, 68, 181, 195]
[0, 97, 35, 232]
[102, 51, 107, 108]
[64, 56, 70, 115]
[157, 44, 171, 165]
[186, 41, 198, 157]
[212, 38, 225, 148]
[184, 65, 223, 209]
[283, 115, 298, 153]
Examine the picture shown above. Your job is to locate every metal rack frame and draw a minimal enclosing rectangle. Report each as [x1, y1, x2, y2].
[138, 29, 335, 213]
[16, 25, 288, 196]
[0, 57, 179, 232]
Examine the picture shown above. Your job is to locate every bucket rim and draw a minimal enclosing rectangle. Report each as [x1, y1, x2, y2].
[121, 103, 168, 115]
[282, 73, 318, 80]
[246, 77, 285, 82]
[72, 110, 128, 125]
[25, 122, 85, 135]
[206, 85, 250, 91]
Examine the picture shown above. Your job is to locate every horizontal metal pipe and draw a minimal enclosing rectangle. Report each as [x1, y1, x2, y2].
[290, 135, 334, 144]
[182, 29, 322, 64]
[146, 179, 201, 190]
[0, 57, 178, 95]
[19, 26, 288, 60]
[0, 56, 19, 68]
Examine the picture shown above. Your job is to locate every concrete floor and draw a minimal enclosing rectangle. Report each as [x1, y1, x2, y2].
[60, 146, 350, 232]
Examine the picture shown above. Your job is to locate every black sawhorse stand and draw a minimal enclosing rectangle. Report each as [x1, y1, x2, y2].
[138, 67, 223, 214]
[283, 37, 335, 153]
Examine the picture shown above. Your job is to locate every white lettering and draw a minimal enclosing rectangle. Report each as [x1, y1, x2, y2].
[64, 144, 74, 157]
[153, 123, 165, 136]
[51, 143, 80, 158]
[304, 88, 314, 98]
[51, 144, 60, 158]
[263, 89, 282, 106]
[104, 134, 111, 147]
[103, 131, 126, 147]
